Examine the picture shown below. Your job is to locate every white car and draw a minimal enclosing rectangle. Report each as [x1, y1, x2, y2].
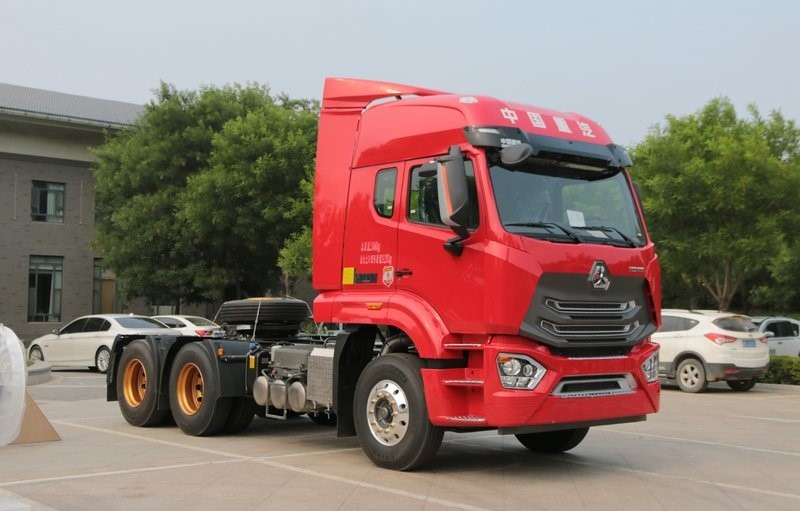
[652, 309, 769, 392]
[750, 316, 800, 357]
[27, 314, 175, 373]
[152, 315, 222, 337]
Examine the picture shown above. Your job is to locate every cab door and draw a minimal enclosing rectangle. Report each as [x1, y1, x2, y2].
[340, 166, 400, 312]
[395, 156, 486, 333]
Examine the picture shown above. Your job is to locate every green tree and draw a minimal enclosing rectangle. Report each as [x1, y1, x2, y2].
[630, 98, 800, 311]
[93, 83, 318, 307]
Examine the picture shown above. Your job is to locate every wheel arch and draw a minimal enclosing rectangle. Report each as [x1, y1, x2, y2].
[668, 351, 709, 379]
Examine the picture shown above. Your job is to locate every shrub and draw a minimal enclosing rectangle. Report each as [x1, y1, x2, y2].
[762, 356, 800, 385]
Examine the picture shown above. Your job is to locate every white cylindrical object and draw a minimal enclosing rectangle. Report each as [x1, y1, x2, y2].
[0, 324, 27, 445]
[252, 376, 270, 406]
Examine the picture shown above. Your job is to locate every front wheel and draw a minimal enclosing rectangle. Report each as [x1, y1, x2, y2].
[727, 378, 757, 391]
[516, 428, 589, 453]
[169, 343, 231, 436]
[354, 353, 443, 471]
[676, 358, 708, 393]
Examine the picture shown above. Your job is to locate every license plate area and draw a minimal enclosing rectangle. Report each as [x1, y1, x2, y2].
[742, 339, 756, 348]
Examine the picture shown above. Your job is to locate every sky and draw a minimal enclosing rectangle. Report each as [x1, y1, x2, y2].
[2, 0, 798, 147]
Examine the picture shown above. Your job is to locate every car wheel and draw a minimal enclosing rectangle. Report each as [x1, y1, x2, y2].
[29, 345, 44, 363]
[169, 343, 232, 436]
[117, 340, 170, 427]
[94, 346, 111, 374]
[515, 427, 590, 453]
[354, 353, 444, 471]
[676, 358, 708, 393]
[726, 378, 757, 391]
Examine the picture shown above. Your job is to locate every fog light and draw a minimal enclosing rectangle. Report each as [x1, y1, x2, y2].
[641, 350, 659, 383]
[496, 353, 546, 390]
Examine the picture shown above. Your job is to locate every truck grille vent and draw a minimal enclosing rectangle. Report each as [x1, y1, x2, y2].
[545, 299, 634, 316]
[540, 320, 639, 339]
[552, 374, 635, 398]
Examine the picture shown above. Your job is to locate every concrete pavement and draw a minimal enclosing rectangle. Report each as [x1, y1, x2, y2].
[1, 370, 799, 510]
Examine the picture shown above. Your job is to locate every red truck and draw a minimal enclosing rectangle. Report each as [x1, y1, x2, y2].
[107, 77, 661, 471]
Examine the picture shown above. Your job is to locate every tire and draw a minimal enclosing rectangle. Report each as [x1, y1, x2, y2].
[169, 343, 232, 436]
[117, 340, 170, 427]
[308, 410, 337, 426]
[515, 427, 590, 453]
[676, 358, 708, 393]
[726, 378, 757, 392]
[216, 297, 309, 334]
[94, 346, 111, 374]
[29, 345, 44, 363]
[222, 397, 256, 433]
[354, 353, 443, 471]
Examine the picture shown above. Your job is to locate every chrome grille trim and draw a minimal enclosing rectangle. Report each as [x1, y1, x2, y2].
[545, 299, 634, 315]
[552, 374, 636, 398]
[541, 320, 639, 338]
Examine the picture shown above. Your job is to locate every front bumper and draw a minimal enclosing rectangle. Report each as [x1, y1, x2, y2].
[421, 335, 660, 431]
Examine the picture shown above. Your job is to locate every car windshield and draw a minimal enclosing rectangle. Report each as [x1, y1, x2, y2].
[488, 159, 645, 247]
[713, 316, 758, 333]
[116, 317, 169, 329]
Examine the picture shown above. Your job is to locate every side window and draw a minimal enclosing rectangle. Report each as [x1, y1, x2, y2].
[408, 160, 479, 228]
[83, 317, 105, 332]
[659, 316, 678, 332]
[374, 168, 397, 218]
[60, 318, 88, 334]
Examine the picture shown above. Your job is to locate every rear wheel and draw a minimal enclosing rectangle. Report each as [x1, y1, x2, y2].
[515, 427, 589, 453]
[29, 345, 44, 363]
[726, 378, 757, 391]
[169, 343, 231, 436]
[676, 358, 708, 393]
[94, 346, 111, 374]
[117, 340, 170, 427]
[354, 353, 443, 471]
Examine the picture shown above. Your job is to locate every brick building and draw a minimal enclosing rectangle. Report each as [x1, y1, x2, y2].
[0, 83, 144, 341]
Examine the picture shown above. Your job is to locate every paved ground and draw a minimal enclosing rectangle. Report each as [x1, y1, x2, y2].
[1, 370, 799, 511]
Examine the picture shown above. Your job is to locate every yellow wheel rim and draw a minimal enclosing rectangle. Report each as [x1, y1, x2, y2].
[122, 359, 147, 408]
[176, 363, 204, 416]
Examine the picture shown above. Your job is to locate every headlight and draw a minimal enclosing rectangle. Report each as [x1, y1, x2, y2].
[496, 353, 546, 390]
[641, 350, 659, 383]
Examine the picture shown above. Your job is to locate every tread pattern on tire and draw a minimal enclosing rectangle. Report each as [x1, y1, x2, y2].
[216, 298, 309, 332]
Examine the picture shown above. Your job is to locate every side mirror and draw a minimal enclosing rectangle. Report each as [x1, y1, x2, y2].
[764, 331, 775, 338]
[51, 328, 60, 335]
[436, 145, 470, 238]
[500, 143, 533, 166]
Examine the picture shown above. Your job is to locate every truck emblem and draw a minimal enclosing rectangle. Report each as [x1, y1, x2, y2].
[588, 261, 611, 290]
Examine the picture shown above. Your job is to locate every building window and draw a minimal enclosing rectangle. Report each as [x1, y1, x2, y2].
[28, 256, 63, 322]
[31, 180, 65, 223]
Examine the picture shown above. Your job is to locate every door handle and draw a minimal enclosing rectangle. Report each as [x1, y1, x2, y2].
[395, 269, 413, 277]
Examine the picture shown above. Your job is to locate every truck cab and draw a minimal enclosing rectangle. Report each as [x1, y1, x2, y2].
[312, 78, 661, 467]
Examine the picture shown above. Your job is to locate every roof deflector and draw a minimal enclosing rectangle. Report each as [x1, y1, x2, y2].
[321, 77, 448, 110]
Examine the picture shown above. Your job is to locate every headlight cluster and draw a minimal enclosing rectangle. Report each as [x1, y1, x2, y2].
[641, 350, 659, 383]
[496, 353, 546, 390]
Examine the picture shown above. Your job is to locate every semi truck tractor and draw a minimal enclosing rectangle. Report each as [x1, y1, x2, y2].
[107, 77, 661, 470]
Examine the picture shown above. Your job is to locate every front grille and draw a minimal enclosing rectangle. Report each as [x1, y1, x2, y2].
[549, 345, 632, 358]
[521, 272, 657, 350]
[541, 320, 638, 339]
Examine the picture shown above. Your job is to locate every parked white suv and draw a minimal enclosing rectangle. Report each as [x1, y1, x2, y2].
[652, 309, 769, 392]
[750, 316, 800, 357]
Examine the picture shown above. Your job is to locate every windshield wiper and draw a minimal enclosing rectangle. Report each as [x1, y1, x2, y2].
[504, 222, 581, 243]
[577, 225, 638, 247]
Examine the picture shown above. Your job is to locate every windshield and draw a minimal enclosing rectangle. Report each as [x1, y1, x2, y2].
[489, 159, 646, 247]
